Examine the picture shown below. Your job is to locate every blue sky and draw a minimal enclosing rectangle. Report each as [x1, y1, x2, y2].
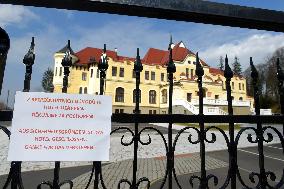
[0, 1, 284, 106]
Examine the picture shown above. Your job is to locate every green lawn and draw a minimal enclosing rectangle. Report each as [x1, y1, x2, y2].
[175, 123, 241, 130]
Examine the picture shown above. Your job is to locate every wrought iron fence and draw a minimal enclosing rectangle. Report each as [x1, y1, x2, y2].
[0, 36, 284, 189]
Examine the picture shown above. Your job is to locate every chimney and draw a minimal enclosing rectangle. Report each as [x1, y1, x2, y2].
[114, 48, 118, 59]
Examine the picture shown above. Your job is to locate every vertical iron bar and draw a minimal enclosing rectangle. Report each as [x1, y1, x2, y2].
[53, 39, 72, 189]
[99, 44, 108, 97]
[195, 52, 206, 188]
[133, 113, 138, 188]
[53, 162, 60, 189]
[0, 53, 8, 95]
[10, 161, 23, 189]
[276, 58, 284, 135]
[0, 27, 10, 95]
[11, 162, 17, 189]
[62, 67, 70, 93]
[250, 57, 266, 188]
[10, 37, 35, 189]
[11, 169, 17, 189]
[92, 44, 109, 189]
[132, 48, 143, 189]
[23, 65, 32, 92]
[93, 164, 100, 189]
[224, 55, 236, 189]
[167, 36, 176, 189]
[99, 70, 104, 95]
[168, 71, 173, 189]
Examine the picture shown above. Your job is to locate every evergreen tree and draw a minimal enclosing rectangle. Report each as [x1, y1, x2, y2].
[232, 56, 242, 75]
[218, 56, 224, 70]
[42, 68, 54, 92]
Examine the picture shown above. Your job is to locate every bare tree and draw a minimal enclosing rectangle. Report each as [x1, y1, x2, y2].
[243, 46, 284, 111]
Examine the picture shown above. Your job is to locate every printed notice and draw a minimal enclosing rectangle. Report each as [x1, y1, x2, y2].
[8, 92, 112, 161]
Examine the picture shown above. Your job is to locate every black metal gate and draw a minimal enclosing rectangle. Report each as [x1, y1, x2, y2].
[0, 35, 283, 189]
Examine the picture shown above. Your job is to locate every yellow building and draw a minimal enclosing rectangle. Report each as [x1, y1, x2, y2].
[53, 41, 254, 115]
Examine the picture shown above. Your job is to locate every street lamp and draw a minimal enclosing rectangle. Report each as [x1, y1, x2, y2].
[0, 27, 10, 95]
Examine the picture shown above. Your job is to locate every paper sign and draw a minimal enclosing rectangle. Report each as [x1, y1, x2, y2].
[8, 92, 112, 161]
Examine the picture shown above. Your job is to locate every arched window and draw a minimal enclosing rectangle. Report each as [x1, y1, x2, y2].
[161, 89, 167, 103]
[115, 87, 124, 102]
[149, 90, 156, 104]
[239, 97, 243, 101]
[133, 89, 141, 103]
[79, 87, 82, 94]
[84, 87, 88, 94]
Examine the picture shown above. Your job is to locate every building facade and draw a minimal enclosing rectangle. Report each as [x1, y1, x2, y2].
[53, 41, 254, 115]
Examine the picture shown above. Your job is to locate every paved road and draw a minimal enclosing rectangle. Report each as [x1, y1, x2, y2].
[0, 165, 94, 189]
[1, 143, 283, 189]
[151, 143, 284, 189]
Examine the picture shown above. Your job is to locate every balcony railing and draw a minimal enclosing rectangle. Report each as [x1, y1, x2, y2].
[191, 98, 251, 107]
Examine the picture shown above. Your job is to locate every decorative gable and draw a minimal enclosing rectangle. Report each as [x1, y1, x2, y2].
[204, 75, 213, 82]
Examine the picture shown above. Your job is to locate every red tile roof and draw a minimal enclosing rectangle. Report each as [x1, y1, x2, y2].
[75, 47, 132, 65]
[172, 42, 195, 62]
[209, 67, 245, 79]
[73, 42, 209, 68]
[209, 68, 224, 76]
[143, 42, 208, 66]
[143, 48, 168, 65]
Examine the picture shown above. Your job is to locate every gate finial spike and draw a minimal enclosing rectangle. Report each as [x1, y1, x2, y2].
[196, 52, 199, 67]
[98, 44, 108, 72]
[250, 57, 258, 80]
[23, 37, 35, 66]
[136, 48, 140, 60]
[31, 37, 35, 47]
[224, 55, 233, 79]
[134, 48, 143, 72]
[103, 44, 106, 53]
[195, 52, 204, 77]
[167, 36, 176, 74]
[168, 34, 173, 50]
[61, 40, 72, 67]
